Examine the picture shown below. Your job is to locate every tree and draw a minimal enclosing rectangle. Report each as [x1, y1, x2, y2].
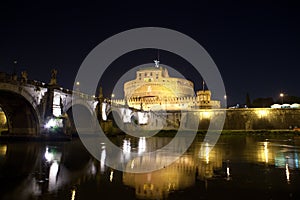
[252, 97, 274, 108]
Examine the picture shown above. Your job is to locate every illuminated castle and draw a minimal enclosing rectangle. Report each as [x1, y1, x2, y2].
[112, 62, 220, 110]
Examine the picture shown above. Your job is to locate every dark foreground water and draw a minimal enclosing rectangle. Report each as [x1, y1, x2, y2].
[0, 134, 300, 200]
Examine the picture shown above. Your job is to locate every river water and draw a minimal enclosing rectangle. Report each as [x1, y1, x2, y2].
[0, 134, 299, 200]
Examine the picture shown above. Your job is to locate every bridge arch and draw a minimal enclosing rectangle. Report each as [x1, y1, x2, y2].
[0, 83, 42, 135]
[106, 108, 125, 130]
[64, 98, 98, 134]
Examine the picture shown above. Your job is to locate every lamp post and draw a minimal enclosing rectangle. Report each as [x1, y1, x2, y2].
[111, 94, 115, 105]
[280, 93, 284, 104]
[224, 94, 227, 108]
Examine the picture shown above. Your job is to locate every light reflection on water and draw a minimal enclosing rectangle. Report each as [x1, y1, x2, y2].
[0, 135, 299, 199]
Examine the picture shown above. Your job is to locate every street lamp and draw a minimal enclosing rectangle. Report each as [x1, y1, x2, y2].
[224, 94, 227, 108]
[75, 81, 80, 91]
[280, 93, 284, 104]
[111, 94, 115, 106]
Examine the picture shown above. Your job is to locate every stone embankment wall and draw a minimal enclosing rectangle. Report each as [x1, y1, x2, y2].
[222, 108, 300, 130]
[197, 108, 300, 130]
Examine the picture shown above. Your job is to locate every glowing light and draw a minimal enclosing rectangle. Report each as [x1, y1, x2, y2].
[199, 142, 212, 163]
[201, 111, 211, 119]
[102, 103, 107, 121]
[53, 108, 61, 117]
[44, 118, 63, 129]
[131, 160, 135, 169]
[286, 163, 290, 183]
[256, 109, 269, 118]
[124, 108, 132, 123]
[295, 153, 299, 169]
[45, 118, 56, 129]
[49, 161, 59, 189]
[291, 103, 300, 109]
[123, 139, 131, 153]
[138, 137, 146, 154]
[143, 183, 154, 190]
[71, 189, 76, 200]
[137, 112, 148, 125]
[205, 142, 210, 164]
[53, 92, 62, 117]
[0, 145, 7, 156]
[271, 104, 281, 108]
[264, 142, 269, 163]
[121, 108, 132, 123]
[76, 81, 80, 86]
[0, 112, 7, 125]
[227, 167, 230, 177]
[100, 147, 106, 172]
[44, 147, 54, 162]
[280, 93, 284, 104]
[110, 170, 114, 182]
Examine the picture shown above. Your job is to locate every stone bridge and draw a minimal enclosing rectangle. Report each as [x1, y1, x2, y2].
[0, 72, 98, 136]
[0, 71, 173, 137]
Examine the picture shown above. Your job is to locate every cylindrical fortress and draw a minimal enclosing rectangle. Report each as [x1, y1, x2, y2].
[124, 66, 194, 99]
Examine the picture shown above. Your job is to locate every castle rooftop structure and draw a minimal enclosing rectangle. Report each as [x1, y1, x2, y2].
[112, 64, 220, 111]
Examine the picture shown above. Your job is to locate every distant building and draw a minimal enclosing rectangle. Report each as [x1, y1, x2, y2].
[271, 103, 300, 109]
[112, 64, 220, 111]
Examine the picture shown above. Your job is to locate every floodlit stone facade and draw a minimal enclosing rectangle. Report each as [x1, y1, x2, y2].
[114, 66, 220, 111]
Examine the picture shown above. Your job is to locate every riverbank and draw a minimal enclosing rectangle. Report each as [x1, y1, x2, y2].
[153, 129, 300, 137]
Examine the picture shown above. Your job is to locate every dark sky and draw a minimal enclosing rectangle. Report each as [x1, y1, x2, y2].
[0, 1, 299, 106]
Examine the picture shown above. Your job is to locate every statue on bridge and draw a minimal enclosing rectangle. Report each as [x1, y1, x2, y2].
[21, 71, 28, 84]
[49, 69, 57, 85]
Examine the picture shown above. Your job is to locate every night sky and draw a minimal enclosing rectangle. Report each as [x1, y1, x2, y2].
[0, 1, 299, 106]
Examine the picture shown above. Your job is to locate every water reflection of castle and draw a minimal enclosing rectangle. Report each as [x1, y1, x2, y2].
[112, 65, 220, 111]
[122, 141, 223, 199]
